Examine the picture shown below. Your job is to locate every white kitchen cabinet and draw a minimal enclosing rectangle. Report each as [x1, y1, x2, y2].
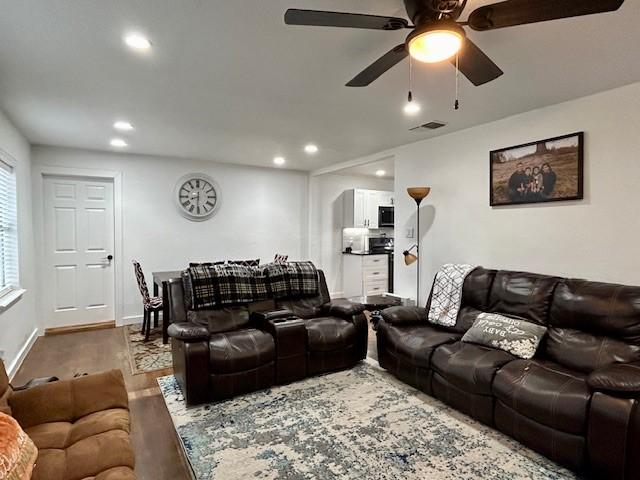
[343, 254, 389, 297]
[343, 189, 393, 228]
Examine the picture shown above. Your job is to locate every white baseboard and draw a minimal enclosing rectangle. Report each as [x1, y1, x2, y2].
[121, 314, 143, 325]
[8, 328, 39, 380]
[120, 313, 166, 326]
[330, 291, 345, 299]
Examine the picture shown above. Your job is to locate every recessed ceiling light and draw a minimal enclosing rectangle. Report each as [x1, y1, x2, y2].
[304, 144, 318, 154]
[124, 33, 152, 51]
[403, 101, 421, 116]
[110, 138, 128, 148]
[273, 156, 286, 166]
[376, 170, 386, 177]
[113, 120, 134, 131]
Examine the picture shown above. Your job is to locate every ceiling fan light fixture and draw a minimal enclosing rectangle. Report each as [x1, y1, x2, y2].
[407, 22, 465, 64]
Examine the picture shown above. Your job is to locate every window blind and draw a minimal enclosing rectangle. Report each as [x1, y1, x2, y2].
[0, 159, 18, 297]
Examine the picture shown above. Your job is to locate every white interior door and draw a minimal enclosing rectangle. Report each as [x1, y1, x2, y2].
[43, 176, 115, 328]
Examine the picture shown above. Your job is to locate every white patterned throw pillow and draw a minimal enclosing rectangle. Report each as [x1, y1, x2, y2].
[462, 312, 547, 359]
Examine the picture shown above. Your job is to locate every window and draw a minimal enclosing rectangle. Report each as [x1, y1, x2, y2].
[0, 157, 18, 299]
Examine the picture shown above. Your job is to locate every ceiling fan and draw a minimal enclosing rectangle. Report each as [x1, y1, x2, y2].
[285, 0, 625, 87]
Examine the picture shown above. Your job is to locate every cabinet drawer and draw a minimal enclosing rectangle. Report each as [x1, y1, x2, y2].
[362, 255, 387, 267]
[365, 282, 387, 295]
[364, 278, 388, 295]
[364, 270, 388, 282]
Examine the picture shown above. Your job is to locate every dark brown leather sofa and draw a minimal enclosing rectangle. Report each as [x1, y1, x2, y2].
[167, 270, 367, 405]
[377, 268, 640, 479]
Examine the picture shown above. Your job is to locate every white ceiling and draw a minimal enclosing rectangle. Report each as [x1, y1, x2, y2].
[0, 0, 638, 171]
[335, 156, 395, 179]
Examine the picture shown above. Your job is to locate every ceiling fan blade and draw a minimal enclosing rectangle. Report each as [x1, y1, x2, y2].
[346, 45, 408, 87]
[468, 0, 625, 31]
[451, 39, 503, 86]
[285, 9, 409, 30]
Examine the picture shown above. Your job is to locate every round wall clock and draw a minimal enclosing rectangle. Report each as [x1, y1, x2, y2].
[174, 173, 221, 221]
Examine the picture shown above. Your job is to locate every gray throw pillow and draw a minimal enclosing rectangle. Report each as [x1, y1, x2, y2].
[462, 312, 547, 359]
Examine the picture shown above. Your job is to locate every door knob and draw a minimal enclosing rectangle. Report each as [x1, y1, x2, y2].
[106, 255, 113, 262]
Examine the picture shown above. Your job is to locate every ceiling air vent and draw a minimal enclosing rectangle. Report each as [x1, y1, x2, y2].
[410, 121, 447, 132]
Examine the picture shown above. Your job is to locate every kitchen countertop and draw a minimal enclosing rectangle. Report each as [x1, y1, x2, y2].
[342, 251, 393, 256]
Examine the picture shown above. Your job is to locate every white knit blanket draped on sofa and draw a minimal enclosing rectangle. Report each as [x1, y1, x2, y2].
[427, 263, 477, 327]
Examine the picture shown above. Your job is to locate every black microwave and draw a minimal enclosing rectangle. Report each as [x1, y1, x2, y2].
[378, 206, 394, 228]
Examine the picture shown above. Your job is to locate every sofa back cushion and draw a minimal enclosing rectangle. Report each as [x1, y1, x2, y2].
[544, 279, 640, 372]
[462, 267, 497, 312]
[187, 306, 251, 333]
[0, 360, 11, 416]
[543, 327, 640, 373]
[275, 270, 330, 319]
[489, 271, 561, 325]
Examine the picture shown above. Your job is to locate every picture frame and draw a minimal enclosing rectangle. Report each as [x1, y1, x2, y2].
[489, 132, 584, 206]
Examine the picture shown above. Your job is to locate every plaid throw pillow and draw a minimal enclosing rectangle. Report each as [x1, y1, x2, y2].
[274, 253, 288, 264]
[286, 261, 319, 297]
[189, 264, 269, 309]
[262, 263, 289, 299]
[228, 259, 260, 267]
[261, 261, 319, 299]
[189, 261, 224, 267]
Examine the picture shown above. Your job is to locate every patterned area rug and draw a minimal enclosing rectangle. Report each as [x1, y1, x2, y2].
[125, 324, 172, 375]
[158, 361, 578, 480]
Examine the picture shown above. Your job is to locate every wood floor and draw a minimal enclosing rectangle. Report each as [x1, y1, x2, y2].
[14, 321, 379, 480]
[13, 327, 192, 480]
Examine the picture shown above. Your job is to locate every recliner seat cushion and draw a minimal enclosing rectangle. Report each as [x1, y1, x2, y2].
[493, 359, 590, 435]
[209, 329, 275, 373]
[379, 323, 460, 369]
[25, 408, 130, 449]
[304, 317, 357, 352]
[32, 430, 135, 480]
[431, 342, 515, 395]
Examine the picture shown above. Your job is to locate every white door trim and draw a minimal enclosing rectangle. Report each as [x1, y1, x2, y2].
[34, 165, 124, 327]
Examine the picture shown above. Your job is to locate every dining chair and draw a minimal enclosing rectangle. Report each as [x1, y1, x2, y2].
[132, 260, 163, 341]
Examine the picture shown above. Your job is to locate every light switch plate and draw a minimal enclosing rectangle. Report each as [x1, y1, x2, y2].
[406, 228, 414, 238]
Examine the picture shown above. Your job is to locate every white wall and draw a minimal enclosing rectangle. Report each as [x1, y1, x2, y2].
[32, 146, 309, 325]
[0, 110, 37, 377]
[343, 82, 640, 305]
[401, 82, 640, 304]
[308, 173, 393, 295]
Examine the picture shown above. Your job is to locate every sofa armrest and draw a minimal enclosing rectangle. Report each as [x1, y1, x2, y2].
[12, 376, 59, 391]
[321, 300, 366, 319]
[588, 363, 640, 395]
[9, 369, 128, 429]
[381, 306, 429, 325]
[167, 322, 209, 342]
[250, 309, 294, 328]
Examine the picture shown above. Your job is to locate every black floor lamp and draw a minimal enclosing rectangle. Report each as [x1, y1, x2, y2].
[403, 187, 431, 304]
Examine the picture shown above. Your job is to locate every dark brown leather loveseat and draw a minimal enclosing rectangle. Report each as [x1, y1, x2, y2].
[377, 268, 640, 479]
[167, 270, 367, 405]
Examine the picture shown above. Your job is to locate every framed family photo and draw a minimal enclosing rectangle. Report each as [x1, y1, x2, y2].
[490, 132, 584, 206]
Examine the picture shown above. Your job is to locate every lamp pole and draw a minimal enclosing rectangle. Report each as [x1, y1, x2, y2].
[407, 187, 431, 306]
[414, 198, 421, 304]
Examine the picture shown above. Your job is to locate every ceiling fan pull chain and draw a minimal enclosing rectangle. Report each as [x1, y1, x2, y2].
[454, 51, 460, 110]
[408, 55, 414, 103]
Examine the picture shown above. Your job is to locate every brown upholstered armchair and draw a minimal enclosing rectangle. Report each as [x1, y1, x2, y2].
[0, 362, 136, 480]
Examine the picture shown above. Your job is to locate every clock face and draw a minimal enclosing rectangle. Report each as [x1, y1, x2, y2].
[174, 174, 221, 221]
